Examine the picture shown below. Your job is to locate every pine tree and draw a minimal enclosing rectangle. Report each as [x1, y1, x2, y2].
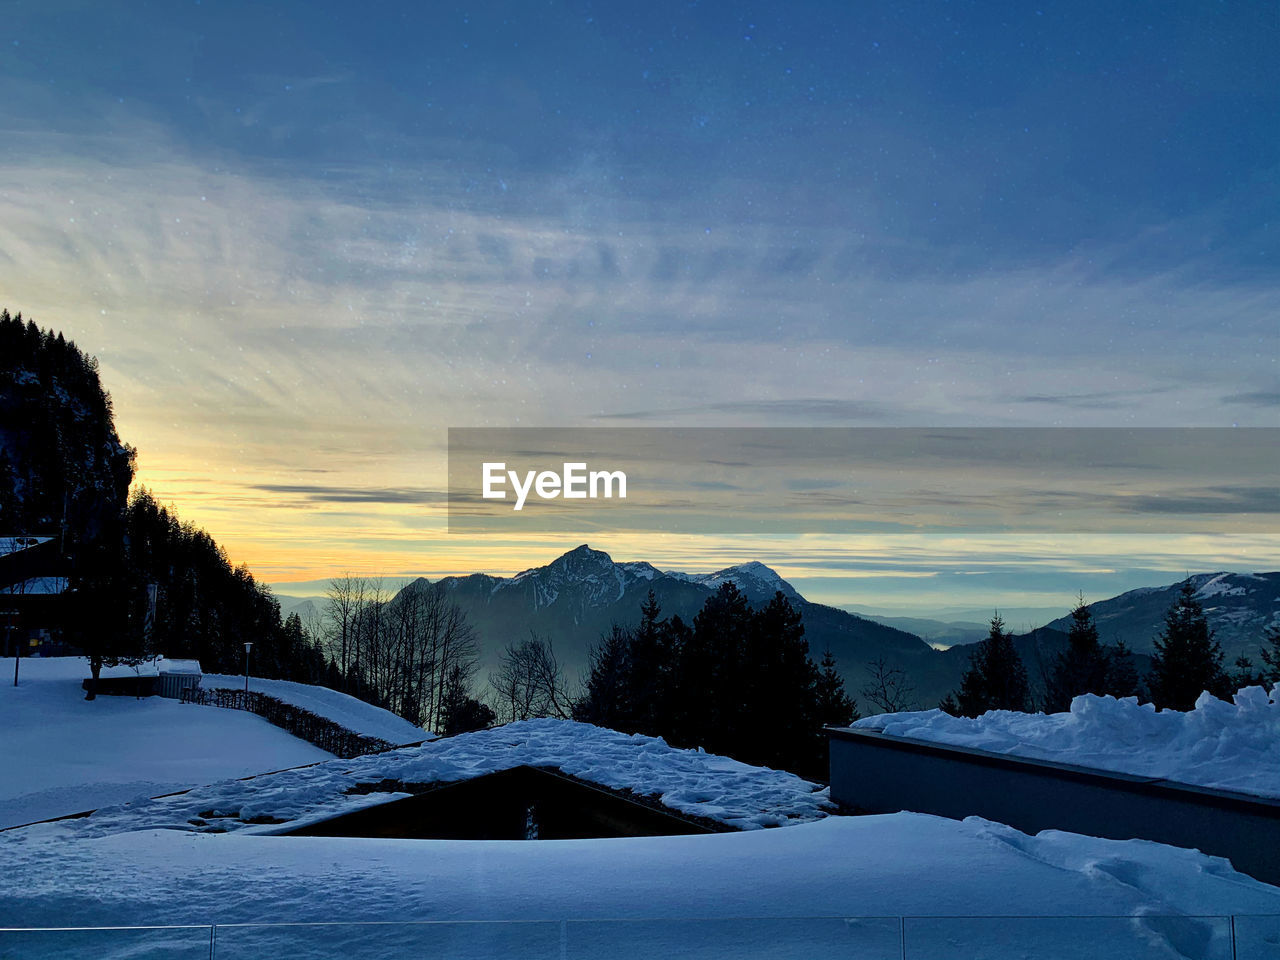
[675, 582, 752, 747]
[1104, 640, 1140, 698]
[1045, 598, 1110, 712]
[626, 590, 670, 736]
[573, 624, 634, 729]
[815, 647, 859, 727]
[1147, 582, 1229, 711]
[1258, 625, 1280, 687]
[947, 614, 1032, 717]
[439, 663, 496, 735]
[740, 590, 819, 771]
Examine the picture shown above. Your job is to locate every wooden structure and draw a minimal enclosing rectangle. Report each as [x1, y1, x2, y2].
[156, 659, 203, 699]
[284, 765, 726, 840]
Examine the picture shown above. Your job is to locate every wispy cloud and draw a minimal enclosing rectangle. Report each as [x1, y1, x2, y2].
[1, 105, 1276, 585]
[1224, 391, 1280, 407]
[253, 484, 449, 505]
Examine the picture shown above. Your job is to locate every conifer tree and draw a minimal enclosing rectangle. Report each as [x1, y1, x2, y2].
[946, 614, 1032, 717]
[1258, 625, 1280, 687]
[815, 647, 859, 727]
[574, 624, 634, 729]
[1147, 582, 1229, 710]
[676, 582, 752, 746]
[740, 590, 818, 771]
[626, 590, 670, 736]
[1104, 640, 1140, 699]
[1045, 598, 1110, 712]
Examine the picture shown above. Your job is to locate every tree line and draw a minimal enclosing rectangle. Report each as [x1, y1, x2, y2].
[940, 582, 1280, 716]
[316, 575, 494, 736]
[308, 580, 858, 778]
[569, 584, 857, 779]
[0, 311, 324, 695]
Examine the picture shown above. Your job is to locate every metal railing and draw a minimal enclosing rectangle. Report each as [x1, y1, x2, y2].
[1, 914, 1275, 959]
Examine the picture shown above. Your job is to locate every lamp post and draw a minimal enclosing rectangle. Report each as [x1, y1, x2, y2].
[243, 641, 253, 696]
[3, 611, 20, 687]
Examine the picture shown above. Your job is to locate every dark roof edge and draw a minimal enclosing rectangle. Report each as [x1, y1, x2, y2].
[825, 726, 1280, 816]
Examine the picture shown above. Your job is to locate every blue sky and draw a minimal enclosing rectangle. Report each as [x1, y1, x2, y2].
[1, 1, 1275, 609]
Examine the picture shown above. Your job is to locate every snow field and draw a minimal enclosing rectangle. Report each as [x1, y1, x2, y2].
[0, 658, 333, 829]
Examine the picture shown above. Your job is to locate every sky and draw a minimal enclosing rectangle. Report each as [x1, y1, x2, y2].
[0, 1, 1276, 614]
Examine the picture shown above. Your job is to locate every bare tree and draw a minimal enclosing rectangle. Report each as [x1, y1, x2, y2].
[323, 574, 368, 683]
[861, 657, 917, 714]
[488, 632, 573, 723]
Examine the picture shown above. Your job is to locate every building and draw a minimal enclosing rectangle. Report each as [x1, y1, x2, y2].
[0, 535, 69, 656]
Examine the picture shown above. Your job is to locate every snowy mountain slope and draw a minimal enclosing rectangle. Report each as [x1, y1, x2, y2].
[1045, 572, 1280, 662]
[402, 545, 935, 694]
[0, 658, 331, 829]
[664, 558, 802, 602]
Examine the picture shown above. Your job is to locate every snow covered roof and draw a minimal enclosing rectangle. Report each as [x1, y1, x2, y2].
[2, 576, 68, 595]
[26, 719, 832, 839]
[156, 658, 202, 675]
[98, 662, 160, 679]
[0, 537, 52, 557]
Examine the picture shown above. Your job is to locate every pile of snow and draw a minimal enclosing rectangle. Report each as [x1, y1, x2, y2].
[0, 658, 331, 830]
[852, 687, 1280, 799]
[203, 674, 427, 745]
[39, 719, 832, 839]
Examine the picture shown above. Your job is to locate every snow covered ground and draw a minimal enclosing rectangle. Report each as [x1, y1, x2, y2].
[2, 814, 1278, 956]
[0, 658, 417, 830]
[5, 674, 1279, 958]
[202, 673, 427, 745]
[851, 687, 1280, 799]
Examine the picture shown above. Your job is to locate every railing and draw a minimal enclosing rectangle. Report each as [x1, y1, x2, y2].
[1, 915, 1275, 959]
[180, 687, 397, 759]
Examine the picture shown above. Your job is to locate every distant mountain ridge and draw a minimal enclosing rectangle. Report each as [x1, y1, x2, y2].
[391, 544, 944, 699]
[1047, 572, 1280, 664]
[357, 550, 1278, 712]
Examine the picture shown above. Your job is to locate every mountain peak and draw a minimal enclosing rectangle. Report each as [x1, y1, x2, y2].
[732, 560, 783, 580]
[664, 559, 801, 602]
[550, 544, 614, 566]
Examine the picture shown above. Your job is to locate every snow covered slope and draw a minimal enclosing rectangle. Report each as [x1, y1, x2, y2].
[853, 687, 1280, 799]
[203, 674, 427, 745]
[0, 657, 333, 829]
[1044, 571, 1280, 662]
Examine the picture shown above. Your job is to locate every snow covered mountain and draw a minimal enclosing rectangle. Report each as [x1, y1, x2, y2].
[489, 545, 801, 611]
[1045, 572, 1280, 663]
[394, 545, 935, 691]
